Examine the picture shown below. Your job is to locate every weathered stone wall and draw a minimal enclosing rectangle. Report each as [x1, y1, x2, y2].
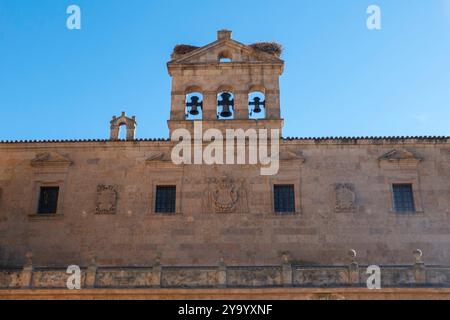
[0, 138, 449, 268]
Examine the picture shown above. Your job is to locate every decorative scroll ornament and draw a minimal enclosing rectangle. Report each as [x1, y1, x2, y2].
[334, 184, 356, 213]
[96, 185, 117, 214]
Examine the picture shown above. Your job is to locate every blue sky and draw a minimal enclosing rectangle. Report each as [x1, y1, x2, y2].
[0, 0, 449, 140]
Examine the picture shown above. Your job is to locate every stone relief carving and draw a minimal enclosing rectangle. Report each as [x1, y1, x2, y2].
[203, 175, 248, 214]
[334, 184, 356, 213]
[96, 185, 118, 214]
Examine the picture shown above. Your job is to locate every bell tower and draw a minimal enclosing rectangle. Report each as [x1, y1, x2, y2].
[167, 30, 284, 137]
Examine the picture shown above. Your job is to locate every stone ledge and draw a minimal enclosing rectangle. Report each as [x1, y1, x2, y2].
[27, 214, 64, 220]
[1, 288, 450, 300]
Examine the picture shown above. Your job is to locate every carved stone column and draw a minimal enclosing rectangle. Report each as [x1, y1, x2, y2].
[153, 252, 162, 288]
[85, 257, 97, 288]
[218, 258, 227, 288]
[281, 253, 293, 287]
[413, 249, 426, 285]
[348, 249, 360, 286]
[20, 252, 33, 289]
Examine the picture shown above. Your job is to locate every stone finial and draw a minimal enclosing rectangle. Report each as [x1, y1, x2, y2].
[280, 251, 290, 264]
[89, 254, 97, 267]
[348, 249, 359, 286]
[109, 111, 137, 141]
[25, 251, 33, 268]
[413, 249, 424, 264]
[348, 249, 358, 264]
[154, 251, 161, 267]
[217, 30, 232, 41]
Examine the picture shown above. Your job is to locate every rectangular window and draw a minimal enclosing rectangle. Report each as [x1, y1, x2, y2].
[155, 186, 176, 214]
[37, 186, 59, 214]
[274, 184, 295, 213]
[393, 184, 415, 213]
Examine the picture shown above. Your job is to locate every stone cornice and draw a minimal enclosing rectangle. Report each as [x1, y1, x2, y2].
[0, 137, 448, 149]
[167, 62, 284, 76]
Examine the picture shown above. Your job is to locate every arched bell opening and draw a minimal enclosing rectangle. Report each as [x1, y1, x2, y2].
[217, 91, 235, 120]
[218, 51, 233, 63]
[109, 112, 137, 141]
[118, 122, 127, 140]
[248, 91, 266, 119]
[185, 92, 203, 120]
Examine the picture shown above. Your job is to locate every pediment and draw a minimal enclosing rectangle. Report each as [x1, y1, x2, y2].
[279, 150, 305, 163]
[145, 151, 180, 169]
[378, 149, 422, 168]
[169, 39, 283, 65]
[260, 150, 305, 164]
[31, 152, 73, 168]
[146, 152, 171, 162]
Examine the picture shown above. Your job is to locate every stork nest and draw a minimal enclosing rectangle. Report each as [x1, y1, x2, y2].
[173, 44, 200, 55]
[249, 42, 283, 57]
[172, 42, 283, 58]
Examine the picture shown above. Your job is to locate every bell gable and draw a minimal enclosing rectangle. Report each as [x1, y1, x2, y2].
[168, 30, 283, 68]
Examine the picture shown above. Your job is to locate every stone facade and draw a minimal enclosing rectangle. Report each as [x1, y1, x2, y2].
[0, 138, 449, 269]
[0, 31, 449, 292]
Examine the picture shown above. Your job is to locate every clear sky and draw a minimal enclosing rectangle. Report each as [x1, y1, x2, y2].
[0, 0, 449, 140]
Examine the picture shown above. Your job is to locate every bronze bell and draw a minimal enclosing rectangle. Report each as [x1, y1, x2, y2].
[187, 96, 202, 116]
[220, 105, 232, 118]
[250, 96, 265, 114]
[252, 97, 262, 113]
[189, 105, 199, 116]
[218, 92, 234, 118]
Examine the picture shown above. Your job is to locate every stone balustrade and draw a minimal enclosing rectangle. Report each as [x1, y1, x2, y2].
[1, 263, 449, 289]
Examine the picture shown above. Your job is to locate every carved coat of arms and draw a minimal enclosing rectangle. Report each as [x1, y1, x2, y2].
[96, 185, 118, 214]
[204, 175, 248, 214]
[334, 184, 356, 213]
